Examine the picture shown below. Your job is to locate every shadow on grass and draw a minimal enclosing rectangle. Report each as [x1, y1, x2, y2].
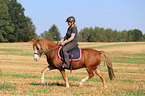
[29, 82, 65, 87]
[29, 82, 77, 87]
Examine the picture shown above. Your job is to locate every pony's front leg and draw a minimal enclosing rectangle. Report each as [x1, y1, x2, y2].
[59, 69, 69, 88]
[41, 66, 51, 84]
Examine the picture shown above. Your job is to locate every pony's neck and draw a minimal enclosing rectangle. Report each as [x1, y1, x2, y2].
[41, 39, 59, 53]
[47, 41, 58, 49]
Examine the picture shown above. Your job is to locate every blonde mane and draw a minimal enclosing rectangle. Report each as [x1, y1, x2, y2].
[36, 39, 58, 53]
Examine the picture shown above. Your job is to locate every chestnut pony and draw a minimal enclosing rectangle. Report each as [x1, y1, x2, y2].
[32, 39, 115, 88]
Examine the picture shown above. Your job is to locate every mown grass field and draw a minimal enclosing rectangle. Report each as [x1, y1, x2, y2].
[0, 41, 145, 96]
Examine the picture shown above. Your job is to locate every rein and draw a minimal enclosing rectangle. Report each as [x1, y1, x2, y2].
[44, 46, 60, 55]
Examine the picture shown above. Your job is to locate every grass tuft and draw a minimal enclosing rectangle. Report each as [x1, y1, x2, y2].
[0, 82, 16, 91]
[0, 70, 2, 77]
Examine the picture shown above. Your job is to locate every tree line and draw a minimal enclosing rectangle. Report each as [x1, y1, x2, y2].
[78, 27, 145, 42]
[0, 0, 37, 42]
[40, 25, 145, 42]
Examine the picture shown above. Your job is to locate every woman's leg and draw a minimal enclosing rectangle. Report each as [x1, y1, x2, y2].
[62, 43, 77, 68]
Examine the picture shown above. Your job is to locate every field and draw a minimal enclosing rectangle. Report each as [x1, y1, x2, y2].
[0, 41, 145, 96]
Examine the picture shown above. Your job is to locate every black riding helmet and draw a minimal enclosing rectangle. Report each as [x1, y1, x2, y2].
[66, 16, 75, 23]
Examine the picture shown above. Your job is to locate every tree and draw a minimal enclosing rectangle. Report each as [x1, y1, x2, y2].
[40, 31, 49, 39]
[98, 28, 106, 42]
[119, 30, 128, 42]
[8, 0, 26, 42]
[41, 24, 61, 41]
[78, 27, 90, 42]
[0, 0, 14, 42]
[93, 27, 100, 42]
[112, 30, 119, 42]
[7, 0, 37, 42]
[87, 27, 94, 42]
[143, 34, 145, 41]
[48, 24, 61, 41]
[21, 17, 37, 42]
[133, 29, 143, 41]
[105, 28, 113, 42]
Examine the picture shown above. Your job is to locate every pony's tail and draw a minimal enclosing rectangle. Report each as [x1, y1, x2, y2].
[100, 51, 116, 81]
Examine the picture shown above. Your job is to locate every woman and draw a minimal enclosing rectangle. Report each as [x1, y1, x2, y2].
[58, 16, 78, 68]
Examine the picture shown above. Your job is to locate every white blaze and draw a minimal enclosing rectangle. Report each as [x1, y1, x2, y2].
[34, 49, 39, 61]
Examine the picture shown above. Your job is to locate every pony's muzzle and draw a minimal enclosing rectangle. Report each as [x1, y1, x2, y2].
[34, 57, 39, 61]
[34, 54, 40, 61]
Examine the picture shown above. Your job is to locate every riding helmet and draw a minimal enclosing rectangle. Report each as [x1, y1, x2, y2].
[66, 16, 75, 23]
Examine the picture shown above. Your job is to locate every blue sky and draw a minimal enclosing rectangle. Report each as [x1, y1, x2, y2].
[17, 0, 145, 36]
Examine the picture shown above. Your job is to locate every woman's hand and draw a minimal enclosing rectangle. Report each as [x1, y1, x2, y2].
[57, 38, 65, 45]
[57, 41, 62, 45]
[57, 41, 65, 46]
[61, 42, 65, 46]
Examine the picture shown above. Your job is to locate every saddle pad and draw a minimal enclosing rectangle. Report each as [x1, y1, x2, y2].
[58, 46, 82, 61]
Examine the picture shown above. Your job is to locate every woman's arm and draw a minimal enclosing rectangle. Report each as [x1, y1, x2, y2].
[57, 35, 67, 45]
[61, 33, 75, 45]
[61, 35, 67, 42]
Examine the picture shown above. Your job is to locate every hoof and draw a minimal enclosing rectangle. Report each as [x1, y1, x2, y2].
[79, 82, 83, 87]
[41, 79, 45, 85]
[66, 85, 70, 88]
[41, 82, 45, 85]
[66, 84, 70, 88]
[104, 85, 107, 88]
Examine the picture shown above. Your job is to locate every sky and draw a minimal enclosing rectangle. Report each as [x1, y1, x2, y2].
[17, 0, 145, 36]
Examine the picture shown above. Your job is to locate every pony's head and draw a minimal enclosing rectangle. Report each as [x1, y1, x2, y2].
[32, 38, 58, 61]
[32, 39, 44, 61]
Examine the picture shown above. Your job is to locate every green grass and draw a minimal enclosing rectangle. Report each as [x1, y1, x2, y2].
[120, 79, 135, 83]
[113, 88, 145, 96]
[127, 54, 145, 57]
[16, 88, 52, 95]
[111, 56, 145, 64]
[0, 70, 2, 77]
[0, 48, 33, 56]
[80, 42, 145, 49]
[0, 53, 33, 56]
[4, 72, 143, 83]
[0, 48, 22, 52]
[4, 73, 40, 79]
[0, 82, 16, 91]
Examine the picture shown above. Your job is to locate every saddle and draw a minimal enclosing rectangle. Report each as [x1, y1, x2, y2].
[58, 45, 82, 72]
[58, 45, 82, 61]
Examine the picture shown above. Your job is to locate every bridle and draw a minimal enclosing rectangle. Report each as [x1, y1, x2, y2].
[34, 42, 60, 56]
[34, 43, 43, 56]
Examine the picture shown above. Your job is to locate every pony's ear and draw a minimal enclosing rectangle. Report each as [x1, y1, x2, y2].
[32, 39, 35, 42]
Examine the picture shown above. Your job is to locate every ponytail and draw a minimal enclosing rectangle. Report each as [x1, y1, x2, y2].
[74, 24, 78, 28]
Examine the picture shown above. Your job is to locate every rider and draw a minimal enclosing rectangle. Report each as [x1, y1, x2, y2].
[58, 16, 78, 68]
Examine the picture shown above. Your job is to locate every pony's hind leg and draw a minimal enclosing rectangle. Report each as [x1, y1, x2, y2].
[41, 66, 51, 84]
[79, 76, 89, 86]
[79, 67, 94, 86]
[93, 68, 107, 88]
